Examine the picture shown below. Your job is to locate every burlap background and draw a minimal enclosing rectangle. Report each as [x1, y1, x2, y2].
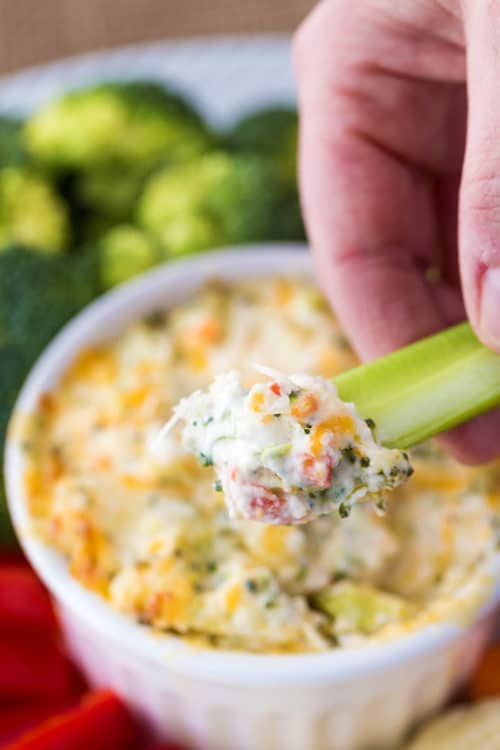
[0, 1, 315, 74]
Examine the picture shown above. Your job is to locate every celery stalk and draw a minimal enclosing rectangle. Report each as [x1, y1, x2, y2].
[334, 322, 500, 448]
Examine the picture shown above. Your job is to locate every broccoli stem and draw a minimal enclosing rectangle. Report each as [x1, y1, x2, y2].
[334, 322, 500, 448]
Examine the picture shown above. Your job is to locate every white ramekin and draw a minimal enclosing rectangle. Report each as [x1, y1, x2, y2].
[5, 245, 500, 750]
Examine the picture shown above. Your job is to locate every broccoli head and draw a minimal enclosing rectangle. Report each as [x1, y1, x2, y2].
[310, 581, 413, 636]
[25, 81, 213, 172]
[77, 212, 117, 245]
[99, 224, 161, 288]
[227, 107, 298, 182]
[157, 214, 221, 258]
[0, 116, 28, 169]
[0, 245, 101, 363]
[0, 167, 70, 253]
[138, 152, 305, 256]
[74, 164, 150, 223]
[0, 246, 102, 543]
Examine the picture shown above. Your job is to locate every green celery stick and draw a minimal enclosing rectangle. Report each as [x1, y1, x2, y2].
[334, 322, 500, 448]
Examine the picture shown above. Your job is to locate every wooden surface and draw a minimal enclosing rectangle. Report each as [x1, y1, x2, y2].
[0, 0, 315, 74]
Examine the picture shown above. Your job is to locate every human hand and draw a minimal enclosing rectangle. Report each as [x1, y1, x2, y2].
[294, 0, 500, 463]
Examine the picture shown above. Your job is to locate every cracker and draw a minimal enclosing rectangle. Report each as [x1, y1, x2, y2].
[405, 698, 500, 749]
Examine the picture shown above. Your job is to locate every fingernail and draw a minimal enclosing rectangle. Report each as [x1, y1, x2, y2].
[480, 266, 500, 350]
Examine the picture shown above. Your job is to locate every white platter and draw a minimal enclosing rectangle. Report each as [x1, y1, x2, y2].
[0, 34, 296, 127]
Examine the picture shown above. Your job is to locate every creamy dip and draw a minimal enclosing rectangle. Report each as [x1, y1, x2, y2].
[161, 369, 412, 523]
[21, 278, 500, 652]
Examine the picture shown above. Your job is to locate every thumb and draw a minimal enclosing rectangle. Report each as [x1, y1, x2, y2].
[460, 0, 500, 352]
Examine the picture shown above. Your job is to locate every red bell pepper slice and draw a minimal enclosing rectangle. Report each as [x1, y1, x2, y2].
[0, 634, 76, 700]
[3, 690, 140, 750]
[248, 486, 289, 521]
[0, 567, 57, 631]
[0, 699, 75, 746]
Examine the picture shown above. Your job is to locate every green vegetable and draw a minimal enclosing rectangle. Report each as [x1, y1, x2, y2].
[341, 446, 357, 464]
[0, 167, 70, 253]
[338, 502, 351, 519]
[99, 224, 160, 288]
[311, 581, 412, 635]
[0, 246, 102, 541]
[0, 116, 28, 168]
[260, 443, 292, 459]
[227, 106, 298, 182]
[335, 323, 500, 449]
[74, 164, 151, 222]
[138, 152, 305, 256]
[156, 213, 220, 258]
[0, 501, 15, 547]
[76, 212, 117, 245]
[24, 81, 212, 171]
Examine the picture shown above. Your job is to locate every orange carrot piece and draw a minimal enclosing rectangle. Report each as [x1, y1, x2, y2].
[469, 644, 500, 701]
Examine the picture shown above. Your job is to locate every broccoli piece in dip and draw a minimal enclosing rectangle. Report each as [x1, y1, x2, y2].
[157, 368, 412, 524]
[310, 581, 414, 636]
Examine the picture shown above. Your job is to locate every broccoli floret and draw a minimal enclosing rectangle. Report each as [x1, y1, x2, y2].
[227, 107, 298, 182]
[157, 214, 221, 257]
[77, 212, 116, 244]
[0, 167, 70, 253]
[0, 116, 28, 169]
[0, 245, 101, 366]
[99, 225, 161, 288]
[138, 152, 305, 256]
[310, 581, 413, 636]
[75, 164, 150, 222]
[24, 81, 213, 172]
[0, 495, 15, 546]
[0, 246, 102, 542]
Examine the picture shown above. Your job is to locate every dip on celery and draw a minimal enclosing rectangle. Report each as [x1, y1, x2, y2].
[21, 278, 500, 652]
[161, 369, 412, 524]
